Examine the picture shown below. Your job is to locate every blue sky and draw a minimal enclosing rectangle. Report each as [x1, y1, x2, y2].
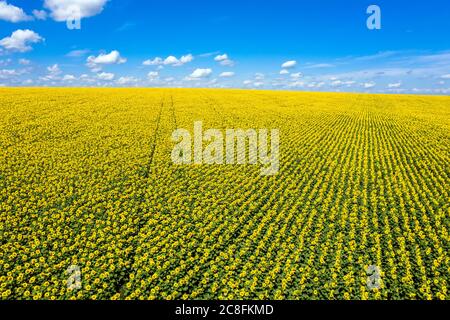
[0, 0, 449, 94]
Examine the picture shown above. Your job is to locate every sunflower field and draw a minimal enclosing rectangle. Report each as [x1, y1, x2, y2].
[0, 88, 448, 300]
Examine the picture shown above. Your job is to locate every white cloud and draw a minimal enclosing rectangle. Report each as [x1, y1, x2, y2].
[0, 29, 44, 52]
[39, 64, 62, 81]
[116, 76, 139, 85]
[214, 53, 234, 66]
[44, 0, 108, 21]
[388, 82, 402, 88]
[67, 49, 90, 57]
[0, 1, 32, 22]
[288, 81, 304, 88]
[179, 54, 193, 64]
[331, 80, 356, 87]
[331, 80, 343, 86]
[220, 59, 234, 66]
[87, 50, 126, 65]
[363, 82, 376, 89]
[219, 71, 234, 77]
[290, 72, 303, 79]
[354, 51, 399, 62]
[214, 54, 228, 62]
[89, 66, 102, 73]
[97, 72, 114, 80]
[80, 74, 95, 83]
[0, 68, 19, 79]
[47, 64, 61, 76]
[144, 54, 193, 67]
[164, 56, 179, 65]
[281, 60, 297, 69]
[304, 63, 334, 69]
[255, 73, 264, 80]
[86, 50, 126, 72]
[165, 54, 193, 66]
[280, 69, 289, 75]
[63, 74, 76, 81]
[147, 71, 159, 79]
[32, 9, 47, 20]
[441, 74, 450, 79]
[188, 68, 212, 79]
[243, 80, 253, 85]
[143, 57, 163, 66]
[18, 58, 30, 65]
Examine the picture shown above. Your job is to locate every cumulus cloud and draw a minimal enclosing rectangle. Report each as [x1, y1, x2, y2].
[44, 0, 109, 21]
[87, 50, 126, 65]
[97, 72, 114, 80]
[86, 50, 126, 72]
[47, 64, 61, 75]
[363, 82, 376, 89]
[165, 54, 193, 66]
[219, 71, 234, 77]
[0, 29, 44, 52]
[214, 53, 234, 66]
[0, 1, 32, 22]
[281, 60, 297, 69]
[214, 54, 228, 62]
[388, 82, 402, 88]
[143, 57, 163, 66]
[164, 56, 179, 65]
[179, 54, 193, 64]
[143, 54, 193, 67]
[280, 69, 289, 75]
[39, 64, 61, 81]
[147, 71, 158, 79]
[163, 56, 180, 66]
[290, 72, 303, 79]
[116, 76, 139, 85]
[32, 9, 47, 20]
[187, 68, 212, 79]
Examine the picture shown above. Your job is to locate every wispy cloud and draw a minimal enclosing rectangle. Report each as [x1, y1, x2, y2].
[116, 22, 136, 32]
[304, 63, 334, 69]
[66, 49, 90, 58]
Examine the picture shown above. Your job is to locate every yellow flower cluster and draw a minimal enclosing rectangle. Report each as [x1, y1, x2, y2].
[0, 88, 448, 300]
